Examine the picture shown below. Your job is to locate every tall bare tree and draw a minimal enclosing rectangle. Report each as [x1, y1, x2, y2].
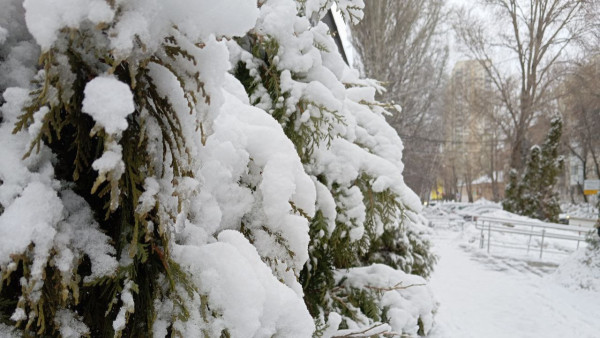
[453, 0, 588, 172]
[581, 0, 600, 53]
[560, 57, 600, 202]
[352, 0, 448, 200]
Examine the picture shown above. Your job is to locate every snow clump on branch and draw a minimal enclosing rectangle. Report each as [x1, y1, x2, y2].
[0, 0, 436, 336]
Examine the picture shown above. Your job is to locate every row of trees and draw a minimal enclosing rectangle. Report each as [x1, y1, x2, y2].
[454, 0, 599, 214]
[351, 0, 448, 200]
[561, 55, 600, 203]
[351, 0, 599, 220]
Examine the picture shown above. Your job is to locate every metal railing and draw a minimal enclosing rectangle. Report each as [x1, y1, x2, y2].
[567, 216, 598, 229]
[427, 215, 464, 229]
[473, 215, 593, 259]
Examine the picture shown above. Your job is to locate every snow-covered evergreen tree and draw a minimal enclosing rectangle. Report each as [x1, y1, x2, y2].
[503, 169, 521, 213]
[0, 0, 436, 336]
[538, 117, 564, 221]
[503, 117, 563, 222]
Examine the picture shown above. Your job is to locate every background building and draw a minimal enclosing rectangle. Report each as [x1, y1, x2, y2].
[439, 60, 505, 202]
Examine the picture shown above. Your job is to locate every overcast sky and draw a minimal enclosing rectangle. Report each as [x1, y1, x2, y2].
[333, 1, 477, 74]
[443, 0, 480, 71]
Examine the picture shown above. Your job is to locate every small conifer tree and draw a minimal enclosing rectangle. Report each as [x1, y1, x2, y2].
[538, 117, 564, 221]
[502, 169, 521, 213]
[503, 117, 563, 222]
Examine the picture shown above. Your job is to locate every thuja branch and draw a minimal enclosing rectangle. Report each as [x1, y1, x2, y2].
[365, 282, 426, 292]
[332, 323, 388, 337]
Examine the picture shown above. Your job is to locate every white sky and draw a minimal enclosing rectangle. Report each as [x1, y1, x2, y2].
[332, 1, 474, 73]
[332, 0, 564, 76]
[444, 0, 478, 71]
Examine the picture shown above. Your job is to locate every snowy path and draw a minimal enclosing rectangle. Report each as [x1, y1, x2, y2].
[427, 230, 600, 338]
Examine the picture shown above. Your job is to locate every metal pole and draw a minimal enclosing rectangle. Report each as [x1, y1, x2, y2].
[479, 220, 484, 249]
[527, 225, 533, 254]
[487, 221, 491, 254]
[540, 229, 546, 259]
[577, 231, 580, 249]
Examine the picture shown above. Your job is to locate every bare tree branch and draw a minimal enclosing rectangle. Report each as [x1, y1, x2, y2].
[352, 0, 448, 200]
[453, 0, 588, 171]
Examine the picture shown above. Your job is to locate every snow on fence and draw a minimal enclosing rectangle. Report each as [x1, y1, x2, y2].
[427, 216, 462, 229]
[567, 216, 598, 229]
[473, 215, 594, 259]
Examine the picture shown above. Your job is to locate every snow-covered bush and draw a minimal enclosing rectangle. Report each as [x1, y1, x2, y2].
[0, 0, 436, 336]
[232, 0, 436, 332]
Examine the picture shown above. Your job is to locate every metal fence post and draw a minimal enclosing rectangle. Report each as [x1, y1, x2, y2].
[479, 219, 484, 249]
[487, 222, 491, 254]
[527, 225, 533, 254]
[539, 229, 546, 259]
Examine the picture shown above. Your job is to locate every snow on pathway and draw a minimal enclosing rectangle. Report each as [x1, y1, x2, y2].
[428, 230, 600, 338]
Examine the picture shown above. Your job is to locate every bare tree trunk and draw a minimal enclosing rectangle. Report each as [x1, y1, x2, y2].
[352, 0, 448, 200]
[490, 132, 500, 202]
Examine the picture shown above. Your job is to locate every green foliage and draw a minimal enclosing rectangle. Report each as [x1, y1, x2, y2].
[2, 25, 202, 336]
[235, 26, 436, 330]
[330, 282, 380, 328]
[405, 227, 437, 278]
[234, 34, 345, 163]
[284, 101, 345, 162]
[2, 1, 437, 337]
[338, 287, 380, 324]
[329, 183, 365, 269]
[300, 210, 335, 316]
[311, 316, 331, 338]
[537, 117, 564, 221]
[503, 117, 564, 222]
[357, 176, 436, 278]
[502, 169, 520, 213]
[234, 61, 260, 100]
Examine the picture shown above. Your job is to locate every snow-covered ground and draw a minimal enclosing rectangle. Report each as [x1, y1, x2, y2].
[425, 202, 600, 338]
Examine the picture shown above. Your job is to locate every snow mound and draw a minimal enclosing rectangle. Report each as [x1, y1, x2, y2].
[551, 241, 600, 291]
[560, 202, 598, 219]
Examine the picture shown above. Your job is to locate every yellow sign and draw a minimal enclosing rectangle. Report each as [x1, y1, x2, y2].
[584, 180, 600, 195]
[430, 184, 444, 200]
